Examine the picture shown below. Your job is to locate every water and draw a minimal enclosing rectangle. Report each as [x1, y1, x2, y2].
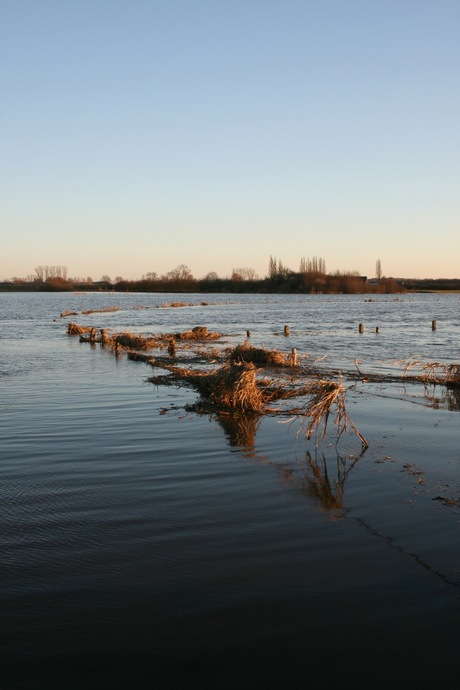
[1, 292, 460, 689]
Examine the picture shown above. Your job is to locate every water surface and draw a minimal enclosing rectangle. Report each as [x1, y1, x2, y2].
[1, 292, 459, 689]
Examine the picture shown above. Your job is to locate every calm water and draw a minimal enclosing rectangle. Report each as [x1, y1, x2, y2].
[1, 292, 460, 689]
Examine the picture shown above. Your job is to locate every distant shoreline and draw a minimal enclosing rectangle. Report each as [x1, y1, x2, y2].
[1, 278, 460, 294]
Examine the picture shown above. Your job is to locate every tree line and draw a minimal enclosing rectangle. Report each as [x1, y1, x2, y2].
[6, 257, 459, 293]
[1, 257, 406, 293]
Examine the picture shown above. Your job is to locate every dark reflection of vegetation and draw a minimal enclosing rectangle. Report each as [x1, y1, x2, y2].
[215, 410, 365, 512]
[298, 450, 364, 514]
[216, 412, 261, 451]
[423, 384, 460, 411]
[302, 452, 346, 511]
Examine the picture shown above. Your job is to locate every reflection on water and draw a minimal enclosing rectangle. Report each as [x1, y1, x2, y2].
[3, 292, 460, 690]
[216, 411, 261, 450]
[377, 382, 460, 413]
[215, 411, 460, 597]
[286, 450, 364, 517]
[424, 384, 460, 411]
[216, 409, 365, 517]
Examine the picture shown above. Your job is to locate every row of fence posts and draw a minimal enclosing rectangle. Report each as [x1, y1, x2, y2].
[91, 321, 438, 366]
[272, 321, 439, 340]
[279, 321, 438, 365]
[358, 320, 437, 333]
[247, 322, 439, 337]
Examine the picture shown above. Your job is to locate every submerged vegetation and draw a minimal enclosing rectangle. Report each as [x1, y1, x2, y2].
[68, 319, 370, 446]
[67, 306, 460, 450]
[68, 311, 460, 449]
[228, 342, 294, 367]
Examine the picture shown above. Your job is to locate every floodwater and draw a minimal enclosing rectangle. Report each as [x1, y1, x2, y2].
[1, 292, 459, 689]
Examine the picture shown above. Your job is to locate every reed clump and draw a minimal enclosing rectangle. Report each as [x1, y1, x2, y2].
[67, 322, 92, 335]
[296, 380, 364, 446]
[70, 324, 367, 446]
[399, 359, 460, 388]
[175, 326, 221, 340]
[111, 332, 159, 350]
[155, 361, 266, 413]
[205, 362, 265, 412]
[229, 342, 291, 367]
[420, 362, 460, 388]
[81, 306, 120, 315]
[150, 359, 367, 445]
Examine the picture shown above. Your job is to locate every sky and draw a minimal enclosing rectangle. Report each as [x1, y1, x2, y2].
[1, 0, 459, 282]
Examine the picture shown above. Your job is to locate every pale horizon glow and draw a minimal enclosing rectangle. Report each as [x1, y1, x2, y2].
[1, 1, 459, 282]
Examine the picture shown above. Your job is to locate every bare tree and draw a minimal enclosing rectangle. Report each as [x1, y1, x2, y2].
[166, 264, 193, 281]
[232, 267, 258, 281]
[34, 265, 68, 281]
[268, 255, 278, 279]
[299, 256, 326, 275]
[231, 269, 244, 281]
[268, 256, 292, 279]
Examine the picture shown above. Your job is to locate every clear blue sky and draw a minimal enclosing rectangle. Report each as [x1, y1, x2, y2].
[1, 0, 459, 281]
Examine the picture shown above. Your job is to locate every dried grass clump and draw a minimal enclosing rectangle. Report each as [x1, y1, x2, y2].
[194, 345, 223, 362]
[81, 306, 120, 315]
[204, 363, 265, 412]
[445, 365, 460, 388]
[299, 380, 368, 447]
[420, 362, 460, 388]
[67, 322, 92, 335]
[61, 310, 78, 318]
[229, 343, 291, 367]
[159, 362, 265, 412]
[176, 326, 221, 340]
[399, 358, 460, 388]
[112, 332, 159, 350]
[149, 358, 366, 444]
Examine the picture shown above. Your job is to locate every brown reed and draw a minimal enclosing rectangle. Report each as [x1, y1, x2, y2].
[67, 322, 92, 335]
[111, 332, 160, 350]
[229, 342, 291, 367]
